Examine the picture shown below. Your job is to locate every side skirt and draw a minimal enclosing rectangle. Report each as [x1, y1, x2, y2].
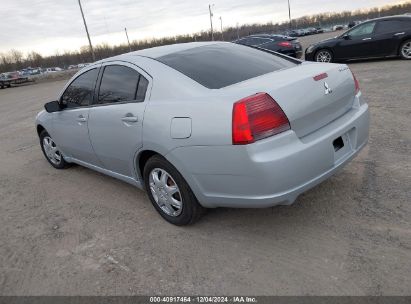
[65, 157, 144, 190]
[344, 54, 399, 62]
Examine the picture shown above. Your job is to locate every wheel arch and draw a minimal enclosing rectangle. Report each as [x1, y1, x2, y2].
[135, 149, 201, 199]
[398, 37, 411, 55]
[36, 124, 46, 137]
[315, 47, 334, 61]
[136, 150, 161, 181]
[135, 148, 207, 209]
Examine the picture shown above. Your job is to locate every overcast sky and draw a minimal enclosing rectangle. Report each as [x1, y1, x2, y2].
[0, 0, 403, 55]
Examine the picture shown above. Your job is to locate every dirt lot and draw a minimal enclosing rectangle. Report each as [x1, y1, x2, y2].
[0, 32, 410, 296]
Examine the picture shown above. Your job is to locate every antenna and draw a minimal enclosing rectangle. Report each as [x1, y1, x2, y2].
[125, 27, 132, 52]
[77, 0, 95, 61]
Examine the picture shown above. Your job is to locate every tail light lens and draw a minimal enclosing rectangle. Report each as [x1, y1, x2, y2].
[278, 41, 292, 48]
[351, 70, 360, 95]
[232, 93, 290, 145]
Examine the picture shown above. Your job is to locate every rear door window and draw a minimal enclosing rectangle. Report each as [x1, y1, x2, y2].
[136, 76, 149, 102]
[375, 20, 409, 34]
[97, 65, 148, 104]
[156, 43, 296, 89]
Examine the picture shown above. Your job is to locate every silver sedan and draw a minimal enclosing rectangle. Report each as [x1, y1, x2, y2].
[36, 42, 369, 225]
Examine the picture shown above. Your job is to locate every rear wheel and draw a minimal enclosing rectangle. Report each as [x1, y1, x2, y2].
[315, 49, 333, 63]
[39, 130, 70, 169]
[400, 40, 411, 60]
[143, 155, 205, 225]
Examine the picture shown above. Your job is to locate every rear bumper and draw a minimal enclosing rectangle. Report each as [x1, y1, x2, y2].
[166, 97, 369, 208]
[283, 49, 303, 59]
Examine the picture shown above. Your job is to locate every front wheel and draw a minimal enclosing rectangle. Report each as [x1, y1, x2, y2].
[143, 155, 205, 225]
[39, 130, 71, 169]
[315, 49, 333, 63]
[400, 40, 411, 60]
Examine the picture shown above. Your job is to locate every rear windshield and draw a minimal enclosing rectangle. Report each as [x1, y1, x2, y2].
[156, 43, 297, 89]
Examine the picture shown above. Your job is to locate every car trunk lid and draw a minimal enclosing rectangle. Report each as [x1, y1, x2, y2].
[223, 62, 356, 138]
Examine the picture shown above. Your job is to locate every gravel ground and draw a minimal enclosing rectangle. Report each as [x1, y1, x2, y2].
[0, 32, 410, 296]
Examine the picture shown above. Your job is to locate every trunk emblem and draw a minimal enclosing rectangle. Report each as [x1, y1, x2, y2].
[324, 82, 333, 95]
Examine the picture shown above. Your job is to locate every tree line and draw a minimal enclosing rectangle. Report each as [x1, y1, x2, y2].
[1, 1, 410, 73]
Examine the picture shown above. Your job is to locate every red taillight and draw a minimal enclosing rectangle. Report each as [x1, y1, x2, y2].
[278, 41, 292, 48]
[351, 70, 360, 95]
[313, 73, 328, 81]
[232, 93, 290, 145]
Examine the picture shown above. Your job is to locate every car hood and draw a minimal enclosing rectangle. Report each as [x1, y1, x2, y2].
[310, 36, 339, 48]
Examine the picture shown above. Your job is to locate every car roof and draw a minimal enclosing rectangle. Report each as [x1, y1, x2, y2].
[363, 15, 411, 22]
[90, 42, 239, 92]
[103, 42, 222, 61]
[244, 34, 284, 39]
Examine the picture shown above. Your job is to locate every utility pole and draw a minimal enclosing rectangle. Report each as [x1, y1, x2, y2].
[125, 27, 132, 52]
[236, 22, 240, 40]
[77, 0, 95, 61]
[287, 0, 292, 30]
[219, 16, 224, 41]
[209, 4, 214, 41]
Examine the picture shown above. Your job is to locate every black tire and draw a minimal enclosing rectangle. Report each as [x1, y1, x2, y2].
[399, 39, 411, 60]
[143, 155, 205, 226]
[39, 130, 71, 169]
[315, 49, 333, 63]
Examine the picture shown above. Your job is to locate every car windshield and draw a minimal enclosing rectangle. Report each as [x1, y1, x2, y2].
[156, 43, 297, 89]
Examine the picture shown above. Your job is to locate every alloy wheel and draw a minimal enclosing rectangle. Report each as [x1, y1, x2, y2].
[43, 136, 62, 165]
[149, 168, 183, 217]
[316, 50, 332, 63]
[401, 42, 411, 59]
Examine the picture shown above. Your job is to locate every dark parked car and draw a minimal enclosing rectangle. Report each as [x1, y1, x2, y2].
[306, 28, 318, 35]
[305, 15, 411, 62]
[334, 25, 344, 31]
[286, 29, 306, 37]
[233, 34, 303, 59]
[348, 21, 361, 28]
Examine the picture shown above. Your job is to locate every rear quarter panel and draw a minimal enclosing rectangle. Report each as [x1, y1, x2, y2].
[142, 96, 234, 155]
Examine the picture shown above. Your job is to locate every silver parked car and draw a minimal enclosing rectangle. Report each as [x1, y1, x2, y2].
[36, 42, 369, 225]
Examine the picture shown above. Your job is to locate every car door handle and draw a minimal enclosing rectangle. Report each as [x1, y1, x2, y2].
[394, 32, 405, 36]
[76, 115, 87, 123]
[362, 38, 372, 41]
[121, 114, 138, 123]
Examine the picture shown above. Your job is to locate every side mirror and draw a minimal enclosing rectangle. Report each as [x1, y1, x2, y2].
[342, 34, 350, 40]
[44, 100, 61, 113]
